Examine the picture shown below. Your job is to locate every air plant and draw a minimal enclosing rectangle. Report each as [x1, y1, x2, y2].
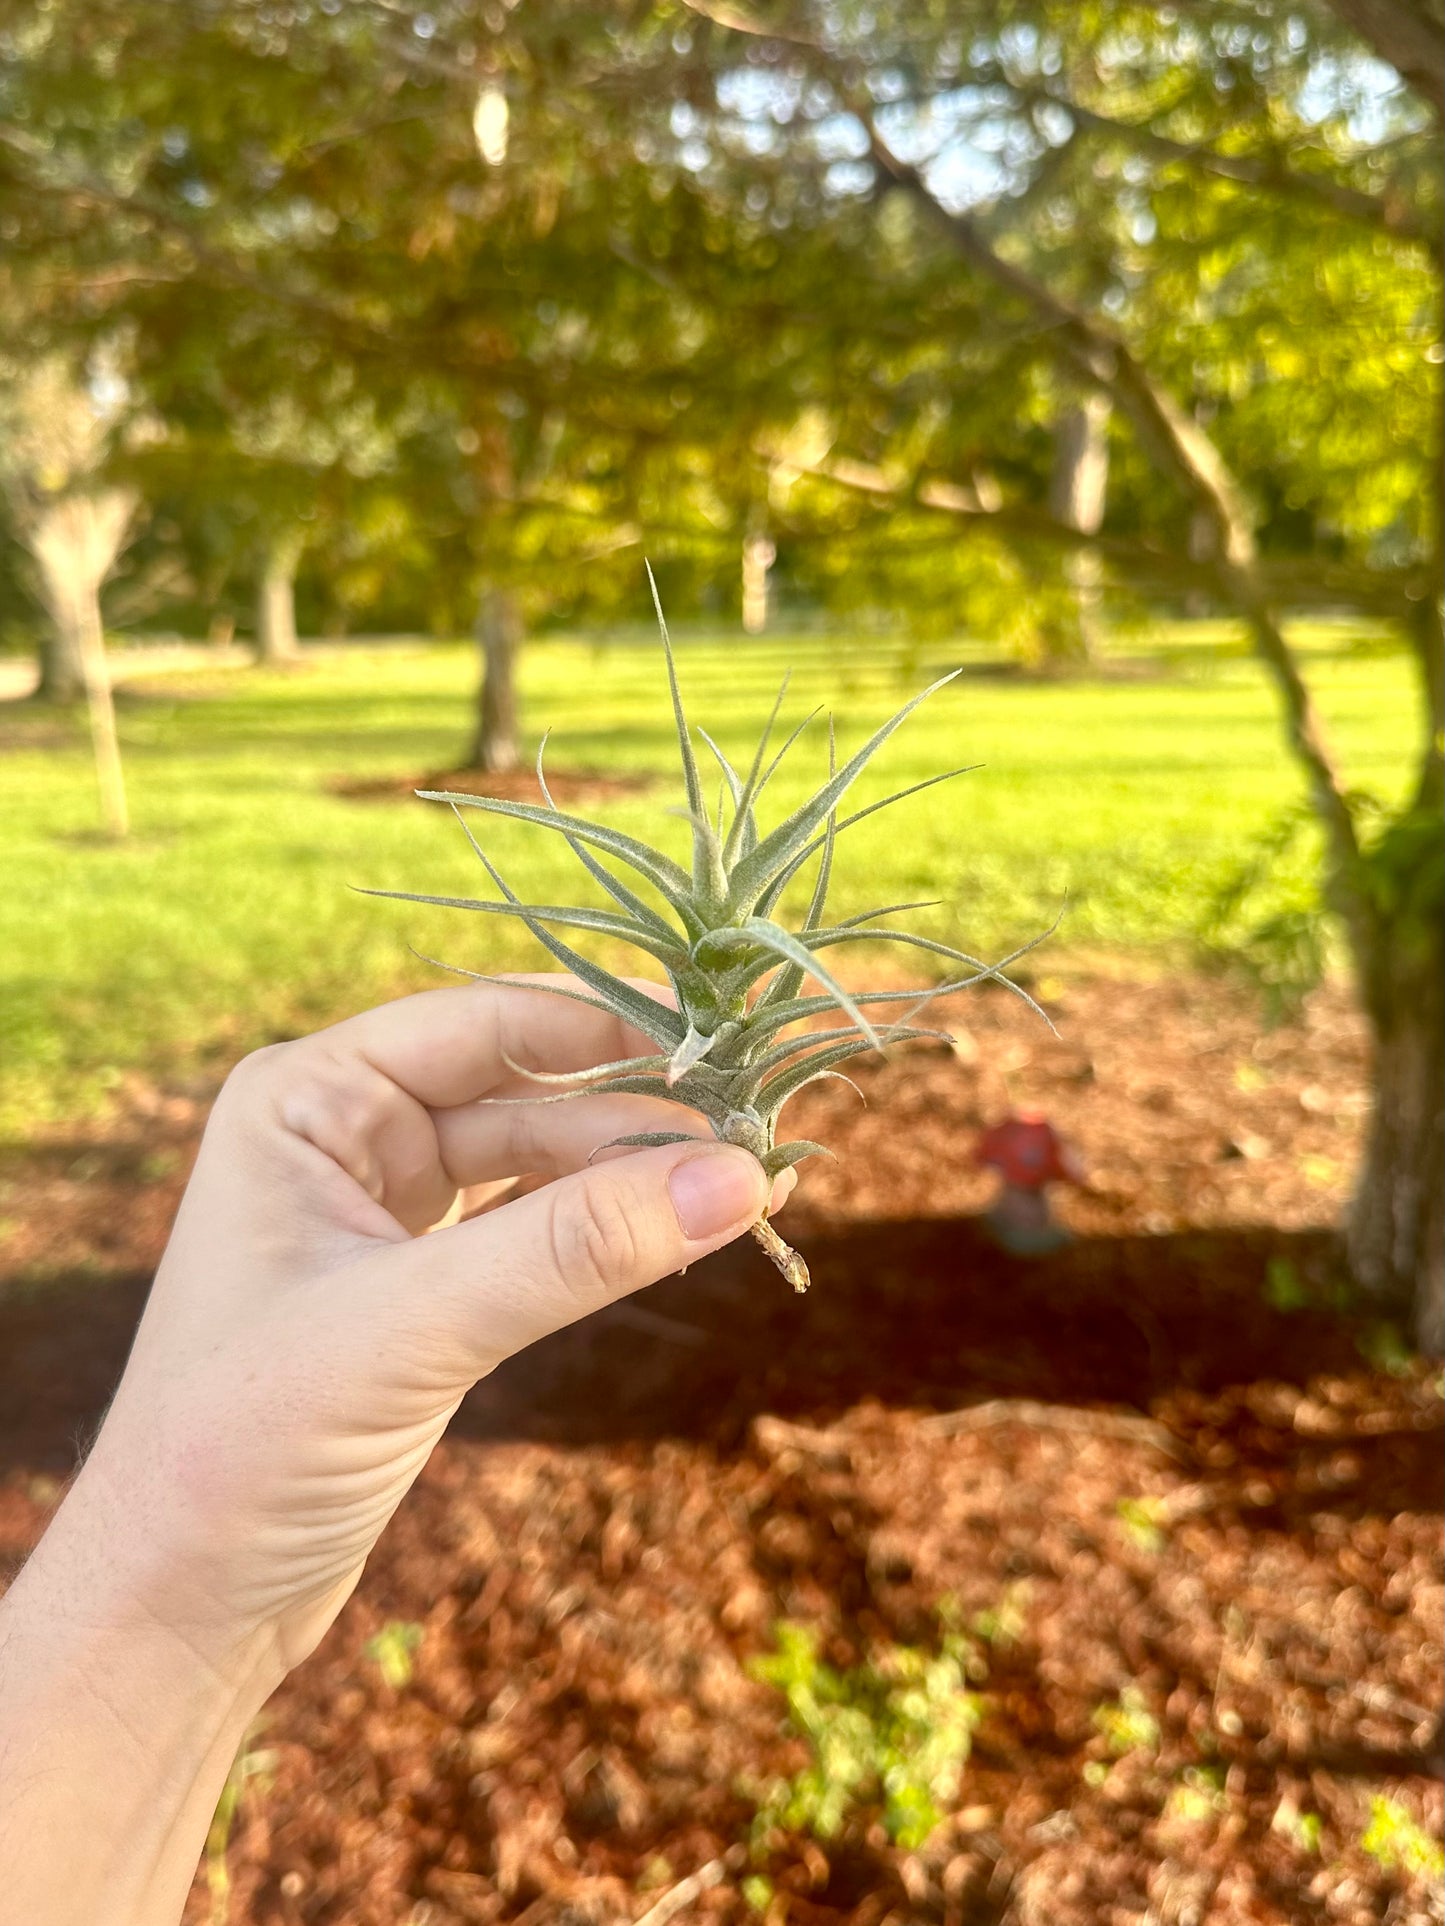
[368, 570, 1045, 1292]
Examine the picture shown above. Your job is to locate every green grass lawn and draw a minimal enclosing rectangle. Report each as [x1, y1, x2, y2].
[0, 621, 1418, 1140]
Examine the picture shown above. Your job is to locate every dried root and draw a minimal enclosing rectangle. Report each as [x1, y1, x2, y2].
[751, 1216, 811, 1294]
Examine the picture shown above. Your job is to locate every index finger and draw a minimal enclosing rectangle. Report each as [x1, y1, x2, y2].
[311, 975, 677, 1109]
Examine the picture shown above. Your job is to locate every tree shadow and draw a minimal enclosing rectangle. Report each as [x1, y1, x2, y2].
[447, 1214, 1384, 1450]
[4, 1213, 1432, 1499]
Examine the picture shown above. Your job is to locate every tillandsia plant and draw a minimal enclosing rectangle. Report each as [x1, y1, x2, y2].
[367, 569, 1046, 1292]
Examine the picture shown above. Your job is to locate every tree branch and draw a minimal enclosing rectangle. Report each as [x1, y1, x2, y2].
[761, 441, 1215, 591]
[1020, 88, 1438, 255]
[1319, 0, 1444, 117]
[850, 107, 1374, 941]
[765, 440, 1427, 619]
[0, 127, 373, 334]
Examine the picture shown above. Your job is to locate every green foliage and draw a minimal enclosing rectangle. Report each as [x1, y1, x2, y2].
[363, 1619, 425, 1691]
[1263, 1255, 1357, 1317]
[1357, 795, 1445, 950]
[1271, 1798, 1323, 1855]
[1355, 1320, 1415, 1376]
[2, 0, 1437, 662]
[1091, 1687, 1161, 1759]
[1197, 803, 1333, 1020]
[1264, 1256, 1312, 1313]
[205, 1721, 278, 1925]
[1360, 1796, 1445, 1880]
[1163, 1764, 1228, 1827]
[1115, 1496, 1170, 1555]
[965, 1581, 1030, 1650]
[1201, 780, 1445, 1019]
[741, 1874, 775, 1914]
[747, 1621, 981, 1853]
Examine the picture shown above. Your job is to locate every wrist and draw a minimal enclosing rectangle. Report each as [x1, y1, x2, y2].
[33, 1437, 291, 1695]
[0, 1465, 282, 1926]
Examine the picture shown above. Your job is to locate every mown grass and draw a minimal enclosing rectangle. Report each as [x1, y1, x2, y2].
[0, 620, 1417, 1140]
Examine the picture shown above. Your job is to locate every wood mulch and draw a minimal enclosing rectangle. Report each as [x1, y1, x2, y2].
[326, 767, 655, 806]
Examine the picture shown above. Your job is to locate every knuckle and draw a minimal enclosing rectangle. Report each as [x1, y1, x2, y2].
[545, 1177, 647, 1305]
[218, 1039, 293, 1107]
[222, 1043, 408, 1206]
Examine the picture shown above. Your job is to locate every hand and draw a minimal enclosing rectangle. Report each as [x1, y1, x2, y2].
[0, 978, 778, 1925]
[90, 976, 778, 1668]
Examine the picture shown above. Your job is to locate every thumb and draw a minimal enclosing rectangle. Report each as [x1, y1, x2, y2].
[396, 1140, 770, 1372]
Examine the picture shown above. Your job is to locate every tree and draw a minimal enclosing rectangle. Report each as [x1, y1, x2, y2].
[655, 0, 1441, 1343]
[0, 353, 137, 835]
[254, 525, 305, 664]
[1044, 396, 1110, 663]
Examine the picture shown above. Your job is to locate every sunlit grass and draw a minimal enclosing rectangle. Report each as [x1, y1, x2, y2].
[1, 620, 1416, 1139]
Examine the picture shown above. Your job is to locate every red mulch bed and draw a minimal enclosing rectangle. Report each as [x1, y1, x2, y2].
[328, 767, 655, 805]
[0, 971, 1440, 1926]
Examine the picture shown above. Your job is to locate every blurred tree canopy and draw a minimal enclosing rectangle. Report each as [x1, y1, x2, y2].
[0, 0, 1441, 1340]
[4, 1, 1435, 645]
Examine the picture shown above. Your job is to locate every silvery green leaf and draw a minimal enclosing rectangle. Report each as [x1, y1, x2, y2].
[589, 1131, 705, 1159]
[357, 887, 688, 966]
[727, 670, 960, 911]
[700, 917, 881, 1047]
[762, 1140, 835, 1176]
[806, 925, 1056, 1029]
[405, 946, 667, 1031]
[752, 1035, 886, 1114]
[535, 738, 690, 941]
[648, 560, 724, 903]
[692, 800, 730, 905]
[826, 900, 942, 931]
[721, 672, 789, 866]
[463, 837, 687, 1048]
[696, 726, 744, 808]
[576, 1074, 681, 1099]
[497, 1048, 672, 1085]
[744, 1021, 947, 1084]
[736, 985, 960, 1049]
[753, 720, 837, 1002]
[417, 787, 690, 899]
[752, 704, 822, 810]
[759, 764, 979, 908]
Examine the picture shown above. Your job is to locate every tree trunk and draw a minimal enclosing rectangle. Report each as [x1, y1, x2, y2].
[76, 575, 129, 839]
[37, 605, 88, 701]
[742, 527, 776, 634]
[1042, 395, 1110, 662]
[468, 586, 521, 773]
[29, 492, 134, 837]
[254, 528, 305, 664]
[1348, 920, 1445, 1354]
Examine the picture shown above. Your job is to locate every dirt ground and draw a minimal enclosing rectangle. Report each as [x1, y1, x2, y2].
[1, 970, 1441, 1926]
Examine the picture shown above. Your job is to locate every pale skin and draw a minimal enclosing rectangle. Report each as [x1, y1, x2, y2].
[0, 979, 789, 1926]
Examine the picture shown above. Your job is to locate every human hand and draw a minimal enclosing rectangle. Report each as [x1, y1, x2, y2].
[1, 977, 783, 1924]
[78, 978, 778, 1677]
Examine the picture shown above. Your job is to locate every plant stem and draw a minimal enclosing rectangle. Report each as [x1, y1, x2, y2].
[751, 1216, 811, 1294]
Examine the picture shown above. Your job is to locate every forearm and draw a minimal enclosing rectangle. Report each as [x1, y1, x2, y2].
[0, 1464, 283, 1926]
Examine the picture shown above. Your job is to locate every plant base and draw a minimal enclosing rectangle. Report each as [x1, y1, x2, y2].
[751, 1217, 811, 1294]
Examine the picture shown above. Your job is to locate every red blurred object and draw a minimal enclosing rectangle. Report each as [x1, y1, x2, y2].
[975, 1111, 1084, 1190]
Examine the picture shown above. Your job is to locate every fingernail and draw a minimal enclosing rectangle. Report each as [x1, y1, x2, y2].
[668, 1148, 765, 1241]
